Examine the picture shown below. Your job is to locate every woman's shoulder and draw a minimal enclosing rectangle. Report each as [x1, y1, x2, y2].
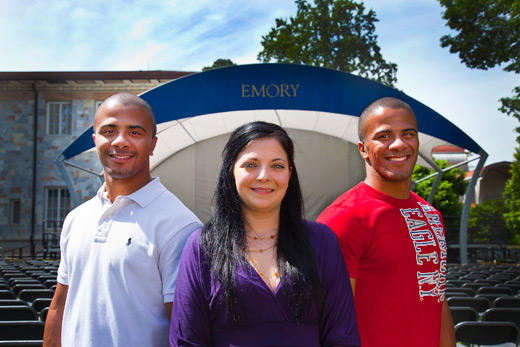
[187, 226, 203, 243]
[303, 220, 338, 247]
[182, 227, 204, 257]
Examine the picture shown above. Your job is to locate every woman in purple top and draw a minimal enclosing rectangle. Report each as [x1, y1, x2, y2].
[170, 121, 360, 347]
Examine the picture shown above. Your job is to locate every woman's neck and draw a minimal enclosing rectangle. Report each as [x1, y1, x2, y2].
[242, 210, 280, 238]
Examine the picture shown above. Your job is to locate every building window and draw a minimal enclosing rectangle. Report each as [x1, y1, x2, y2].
[47, 101, 72, 135]
[9, 199, 21, 225]
[44, 188, 71, 229]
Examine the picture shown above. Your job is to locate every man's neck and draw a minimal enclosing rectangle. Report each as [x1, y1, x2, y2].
[364, 176, 411, 200]
[103, 174, 152, 203]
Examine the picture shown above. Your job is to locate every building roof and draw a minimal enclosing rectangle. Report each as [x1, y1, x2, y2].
[432, 145, 465, 153]
[0, 70, 195, 82]
[0, 71, 196, 92]
[466, 161, 513, 179]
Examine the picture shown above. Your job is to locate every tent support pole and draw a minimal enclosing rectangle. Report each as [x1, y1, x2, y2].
[459, 151, 488, 264]
[55, 155, 80, 208]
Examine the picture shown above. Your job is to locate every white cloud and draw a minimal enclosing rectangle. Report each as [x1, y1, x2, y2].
[110, 42, 166, 70]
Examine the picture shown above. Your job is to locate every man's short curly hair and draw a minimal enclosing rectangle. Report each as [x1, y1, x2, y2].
[358, 97, 414, 142]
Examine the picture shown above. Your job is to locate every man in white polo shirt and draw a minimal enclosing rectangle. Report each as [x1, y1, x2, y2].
[44, 93, 202, 346]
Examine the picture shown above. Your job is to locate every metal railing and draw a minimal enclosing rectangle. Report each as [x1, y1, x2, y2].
[41, 220, 61, 260]
[448, 244, 520, 264]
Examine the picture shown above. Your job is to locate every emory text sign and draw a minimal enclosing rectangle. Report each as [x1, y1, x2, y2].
[241, 84, 300, 98]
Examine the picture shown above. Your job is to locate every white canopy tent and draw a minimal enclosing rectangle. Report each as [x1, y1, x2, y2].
[150, 109, 455, 222]
[57, 64, 487, 262]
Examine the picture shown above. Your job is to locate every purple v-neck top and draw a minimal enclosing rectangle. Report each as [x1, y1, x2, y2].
[170, 221, 360, 347]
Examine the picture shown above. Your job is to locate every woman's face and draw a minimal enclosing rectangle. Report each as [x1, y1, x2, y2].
[233, 137, 291, 218]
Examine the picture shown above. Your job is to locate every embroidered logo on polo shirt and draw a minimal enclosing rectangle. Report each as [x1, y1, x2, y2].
[126, 237, 134, 246]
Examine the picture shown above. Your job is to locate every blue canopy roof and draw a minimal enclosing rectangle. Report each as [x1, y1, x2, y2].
[61, 63, 484, 160]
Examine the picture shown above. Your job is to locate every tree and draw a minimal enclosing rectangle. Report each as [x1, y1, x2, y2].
[504, 148, 520, 242]
[257, 0, 398, 87]
[202, 59, 237, 72]
[412, 160, 468, 241]
[439, 0, 519, 73]
[468, 199, 512, 244]
[500, 86, 520, 138]
[438, 0, 520, 128]
[438, 0, 520, 244]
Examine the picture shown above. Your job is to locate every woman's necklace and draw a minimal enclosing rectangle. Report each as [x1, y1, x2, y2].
[243, 223, 280, 280]
[249, 255, 279, 278]
[247, 242, 277, 253]
[244, 223, 278, 241]
[245, 233, 276, 240]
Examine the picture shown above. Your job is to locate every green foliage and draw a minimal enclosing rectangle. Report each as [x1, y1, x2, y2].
[412, 160, 468, 241]
[438, 0, 520, 73]
[504, 147, 520, 241]
[257, 0, 398, 87]
[500, 86, 520, 139]
[439, 0, 520, 245]
[468, 199, 512, 243]
[439, 0, 520, 135]
[412, 160, 468, 216]
[202, 59, 237, 72]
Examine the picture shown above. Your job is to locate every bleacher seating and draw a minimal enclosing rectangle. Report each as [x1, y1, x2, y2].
[12, 284, 45, 297]
[18, 290, 54, 304]
[449, 307, 478, 325]
[454, 321, 519, 345]
[478, 286, 514, 296]
[31, 299, 52, 315]
[0, 306, 38, 321]
[446, 287, 476, 296]
[39, 307, 48, 323]
[447, 262, 520, 345]
[0, 259, 519, 345]
[482, 308, 520, 327]
[0, 259, 57, 345]
[0, 300, 28, 307]
[0, 321, 45, 344]
[494, 297, 520, 308]
[0, 292, 16, 301]
[447, 296, 491, 313]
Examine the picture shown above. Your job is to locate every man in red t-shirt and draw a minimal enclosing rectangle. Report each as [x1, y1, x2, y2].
[318, 97, 455, 346]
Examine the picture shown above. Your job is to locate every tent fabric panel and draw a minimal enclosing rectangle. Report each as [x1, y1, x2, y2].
[62, 126, 94, 160]
[314, 112, 356, 139]
[149, 110, 456, 171]
[151, 134, 227, 223]
[151, 129, 365, 223]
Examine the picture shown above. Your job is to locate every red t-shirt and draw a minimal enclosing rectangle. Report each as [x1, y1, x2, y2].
[317, 182, 446, 347]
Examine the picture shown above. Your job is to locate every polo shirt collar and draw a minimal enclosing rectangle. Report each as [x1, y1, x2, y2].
[96, 177, 165, 209]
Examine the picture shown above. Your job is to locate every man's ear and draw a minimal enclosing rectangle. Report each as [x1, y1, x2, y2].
[150, 136, 158, 156]
[358, 141, 369, 160]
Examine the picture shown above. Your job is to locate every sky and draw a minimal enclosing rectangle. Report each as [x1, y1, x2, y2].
[1, 0, 517, 166]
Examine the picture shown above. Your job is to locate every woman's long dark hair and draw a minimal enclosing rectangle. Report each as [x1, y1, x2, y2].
[200, 121, 323, 325]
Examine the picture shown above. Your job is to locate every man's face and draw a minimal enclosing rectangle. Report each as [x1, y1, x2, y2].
[359, 107, 419, 184]
[92, 101, 157, 184]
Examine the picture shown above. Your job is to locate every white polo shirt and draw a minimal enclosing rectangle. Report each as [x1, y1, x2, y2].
[58, 178, 202, 346]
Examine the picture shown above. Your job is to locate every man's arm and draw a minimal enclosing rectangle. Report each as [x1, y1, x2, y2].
[350, 278, 356, 296]
[43, 283, 68, 347]
[439, 300, 455, 347]
[165, 302, 173, 321]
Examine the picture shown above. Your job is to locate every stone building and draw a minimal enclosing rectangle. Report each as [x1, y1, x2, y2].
[0, 71, 192, 254]
[466, 161, 513, 204]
